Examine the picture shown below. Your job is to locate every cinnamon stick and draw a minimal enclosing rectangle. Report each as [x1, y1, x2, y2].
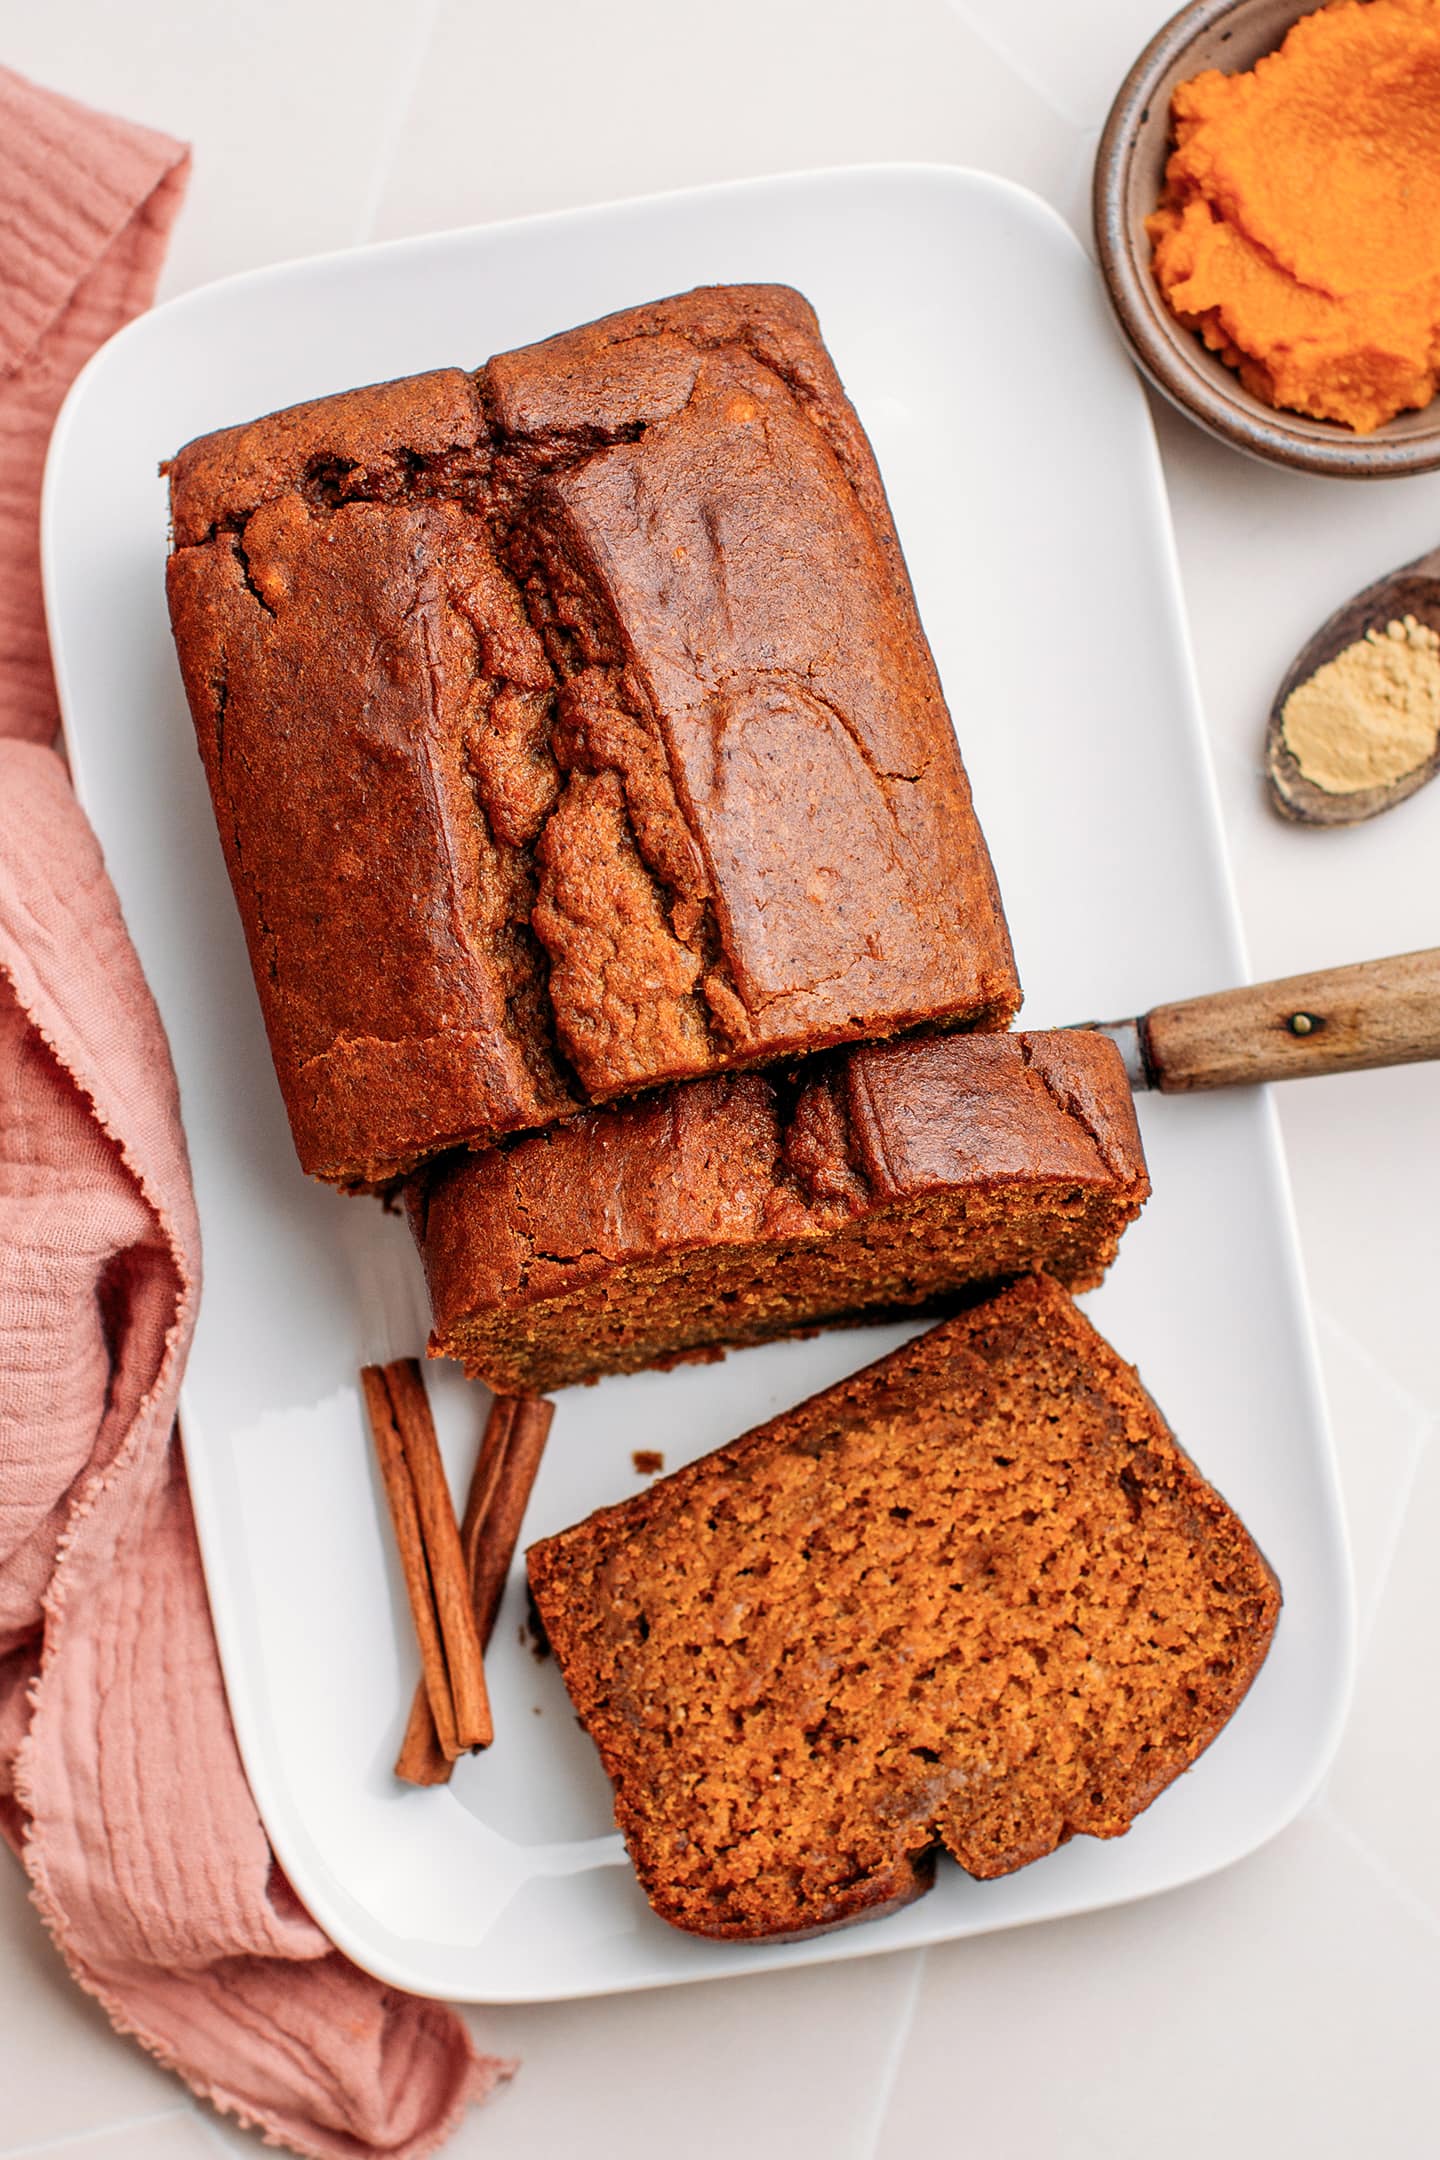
[395, 1681, 453, 1787]
[362, 1359, 492, 1762]
[383, 1359, 491, 1751]
[393, 1391, 553, 1785]
[468, 1396, 553, 1648]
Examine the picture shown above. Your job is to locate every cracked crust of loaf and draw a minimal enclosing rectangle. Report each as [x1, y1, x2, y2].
[164, 286, 1020, 1187]
[526, 1274, 1281, 1942]
[414, 1029, 1150, 1391]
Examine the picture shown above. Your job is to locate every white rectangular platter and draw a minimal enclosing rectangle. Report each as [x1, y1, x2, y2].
[46, 166, 1353, 2002]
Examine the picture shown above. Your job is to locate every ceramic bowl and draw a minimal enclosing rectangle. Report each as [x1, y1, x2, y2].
[1093, 0, 1440, 479]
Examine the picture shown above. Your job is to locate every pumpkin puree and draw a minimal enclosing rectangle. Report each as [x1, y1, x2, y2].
[1148, 0, 1440, 433]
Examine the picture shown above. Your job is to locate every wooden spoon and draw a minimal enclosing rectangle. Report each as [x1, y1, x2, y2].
[1266, 542, 1440, 825]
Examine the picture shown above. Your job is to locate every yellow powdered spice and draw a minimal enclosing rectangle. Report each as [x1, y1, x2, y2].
[1281, 614, 1440, 792]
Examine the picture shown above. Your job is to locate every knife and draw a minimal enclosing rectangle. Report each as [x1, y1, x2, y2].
[1077, 947, 1440, 1092]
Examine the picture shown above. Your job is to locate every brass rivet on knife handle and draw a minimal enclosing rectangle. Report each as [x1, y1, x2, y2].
[1141, 948, 1440, 1092]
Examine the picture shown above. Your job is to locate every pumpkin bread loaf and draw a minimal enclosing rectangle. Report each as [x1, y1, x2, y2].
[527, 1274, 1281, 1941]
[165, 285, 1019, 1188]
[413, 1028, 1148, 1392]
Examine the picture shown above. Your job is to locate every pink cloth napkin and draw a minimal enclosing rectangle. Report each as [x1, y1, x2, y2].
[0, 67, 506, 2154]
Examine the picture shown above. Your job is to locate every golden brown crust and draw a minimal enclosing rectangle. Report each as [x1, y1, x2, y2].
[165, 286, 1019, 1186]
[165, 489, 573, 1187]
[527, 1276, 1281, 1941]
[415, 1028, 1149, 1390]
[165, 369, 487, 545]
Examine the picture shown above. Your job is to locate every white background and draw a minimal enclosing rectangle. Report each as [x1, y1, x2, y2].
[1, 3, 1437, 2155]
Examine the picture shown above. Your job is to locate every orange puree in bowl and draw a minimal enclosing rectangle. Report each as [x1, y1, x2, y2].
[1148, 0, 1440, 432]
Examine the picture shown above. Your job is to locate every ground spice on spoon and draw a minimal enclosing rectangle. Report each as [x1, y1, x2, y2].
[1280, 614, 1440, 795]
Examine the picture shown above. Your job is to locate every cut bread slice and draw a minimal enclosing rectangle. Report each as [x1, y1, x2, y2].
[527, 1276, 1281, 1941]
[416, 1029, 1148, 1392]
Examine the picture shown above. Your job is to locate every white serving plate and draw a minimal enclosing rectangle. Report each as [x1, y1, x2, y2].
[46, 166, 1353, 2003]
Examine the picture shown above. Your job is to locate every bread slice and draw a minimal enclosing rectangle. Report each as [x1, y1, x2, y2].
[527, 1276, 1280, 1941]
[415, 1029, 1148, 1392]
[164, 284, 1018, 1188]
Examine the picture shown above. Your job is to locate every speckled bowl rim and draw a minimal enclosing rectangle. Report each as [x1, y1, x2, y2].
[1093, 0, 1440, 479]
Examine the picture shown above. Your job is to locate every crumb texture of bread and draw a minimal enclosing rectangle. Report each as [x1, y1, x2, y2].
[165, 286, 1019, 1187]
[526, 1275, 1280, 1941]
[416, 1029, 1149, 1391]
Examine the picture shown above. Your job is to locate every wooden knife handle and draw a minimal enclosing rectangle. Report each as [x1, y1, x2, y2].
[1143, 948, 1440, 1092]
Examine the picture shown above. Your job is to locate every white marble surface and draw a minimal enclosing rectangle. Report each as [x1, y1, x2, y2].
[1, 1, 1436, 2152]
